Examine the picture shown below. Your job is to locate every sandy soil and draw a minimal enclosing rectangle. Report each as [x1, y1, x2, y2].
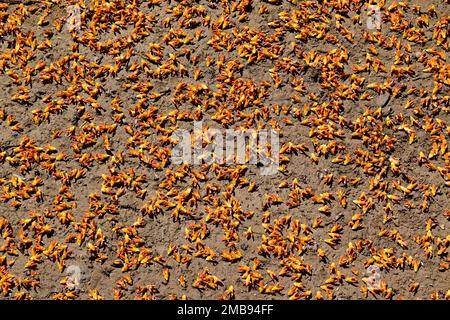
[0, 0, 449, 300]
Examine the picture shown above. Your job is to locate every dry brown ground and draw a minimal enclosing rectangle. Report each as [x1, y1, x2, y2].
[0, 0, 449, 300]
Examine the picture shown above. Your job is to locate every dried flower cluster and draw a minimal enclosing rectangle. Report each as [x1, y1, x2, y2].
[0, 0, 449, 300]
